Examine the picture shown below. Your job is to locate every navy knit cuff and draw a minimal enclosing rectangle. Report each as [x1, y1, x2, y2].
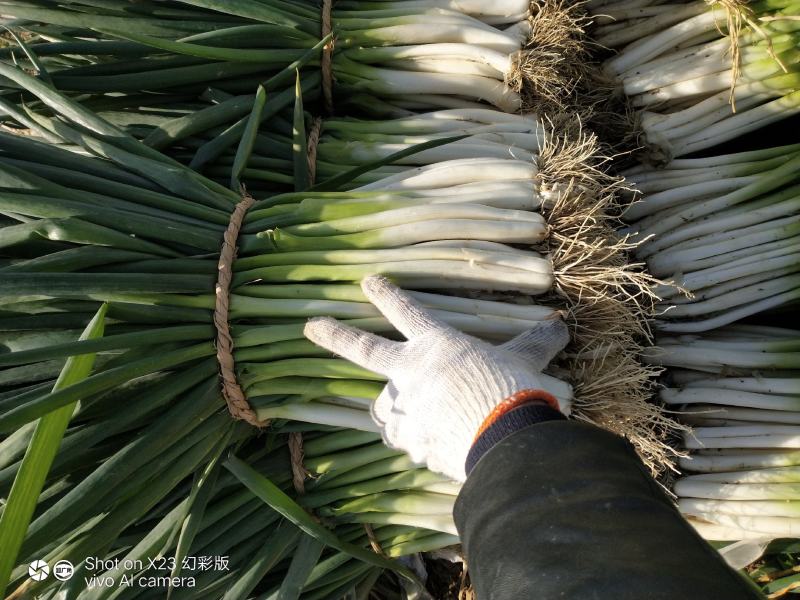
[465, 404, 566, 475]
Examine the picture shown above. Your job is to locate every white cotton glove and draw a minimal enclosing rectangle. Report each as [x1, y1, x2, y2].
[304, 276, 570, 482]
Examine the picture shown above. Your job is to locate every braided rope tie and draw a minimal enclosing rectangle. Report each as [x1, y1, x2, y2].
[321, 0, 335, 115]
[306, 116, 323, 186]
[214, 191, 264, 428]
[364, 523, 387, 557]
[214, 111, 325, 426]
[288, 432, 310, 495]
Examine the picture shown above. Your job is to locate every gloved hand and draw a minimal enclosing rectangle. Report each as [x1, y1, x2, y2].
[304, 276, 570, 481]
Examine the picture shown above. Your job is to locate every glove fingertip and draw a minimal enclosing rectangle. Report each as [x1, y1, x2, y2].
[361, 274, 392, 292]
[361, 275, 399, 305]
[303, 316, 341, 347]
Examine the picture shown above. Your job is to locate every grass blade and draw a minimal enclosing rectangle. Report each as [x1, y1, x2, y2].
[191, 75, 319, 170]
[0, 342, 215, 433]
[231, 85, 267, 191]
[224, 456, 417, 582]
[98, 28, 306, 63]
[167, 426, 234, 597]
[0, 60, 153, 160]
[277, 534, 326, 600]
[2, 26, 52, 85]
[0, 304, 107, 598]
[170, 0, 311, 31]
[221, 524, 301, 600]
[292, 71, 309, 192]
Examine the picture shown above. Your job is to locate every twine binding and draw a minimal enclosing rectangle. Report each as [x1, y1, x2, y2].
[321, 0, 334, 115]
[364, 523, 387, 557]
[289, 432, 310, 495]
[287, 434, 323, 525]
[288, 430, 385, 555]
[307, 116, 323, 186]
[214, 191, 265, 427]
[215, 118, 322, 426]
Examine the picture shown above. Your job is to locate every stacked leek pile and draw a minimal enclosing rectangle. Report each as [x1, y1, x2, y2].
[0, 100, 473, 597]
[3, 0, 795, 596]
[588, 0, 800, 158]
[585, 0, 800, 557]
[160, 109, 551, 194]
[645, 325, 800, 541]
[0, 0, 589, 142]
[0, 40, 671, 597]
[618, 142, 800, 583]
[623, 143, 800, 333]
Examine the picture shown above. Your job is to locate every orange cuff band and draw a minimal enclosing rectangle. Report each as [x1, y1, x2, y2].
[473, 389, 561, 442]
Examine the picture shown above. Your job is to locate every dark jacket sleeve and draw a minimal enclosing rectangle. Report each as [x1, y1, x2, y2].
[454, 420, 764, 600]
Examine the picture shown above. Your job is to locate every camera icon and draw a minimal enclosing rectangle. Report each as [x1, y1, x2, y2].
[28, 560, 48, 582]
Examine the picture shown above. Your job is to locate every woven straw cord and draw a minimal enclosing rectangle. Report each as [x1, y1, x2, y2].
[288, 430, 386, 553]
[321, 0, 334, 114]
[364, 523, 387, 557]
[307, 116, 323, 186]
[283, 117, 330, 495]
[215, 114, 324, 427]
[288, 432, 311, 495]
[214, 192, 265, 427]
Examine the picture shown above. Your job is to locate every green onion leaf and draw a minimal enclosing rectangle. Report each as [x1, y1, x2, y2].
[311, 135, 471, 192]
[0, 304, 107, 598]
[292, 71, 310, 192]
[225, 456, 418, 582]
[231, 85, 268, 191]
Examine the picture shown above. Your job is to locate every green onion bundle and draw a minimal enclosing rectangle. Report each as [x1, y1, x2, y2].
[591, 0, 800, 551]
[283, 430, 463, 537]
[0, 61, 678, 596]
[0, 0, 591, 124]
[644, 325, 800, 541]
[168, 107, 563, 193]
[310, 109, 547, 178]
[169, 109, 550, 194]
[622, 144, 800, 333]
[588, 0, 800, 158]
[0, 370, 422, 599]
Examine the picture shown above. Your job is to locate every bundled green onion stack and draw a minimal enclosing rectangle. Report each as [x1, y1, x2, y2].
[5, 0, 796, 593]
[644, 325, 800, 541]
[623, 143, 800, 333]
[0, 48, 674, 598]
[588, 0, 800, 158]
[0, 94, 464, 597]
[155, 108, 550, 194]
[302, 109, 548, 181]
[0, 0, 590, 140]
[226, 107, 673, 468]
[583, 0, 800, 561]
[620, 142, 800, 550]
